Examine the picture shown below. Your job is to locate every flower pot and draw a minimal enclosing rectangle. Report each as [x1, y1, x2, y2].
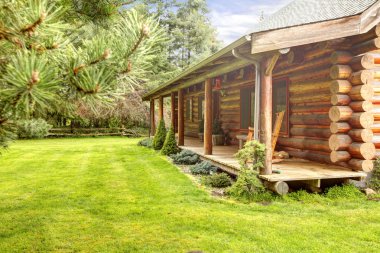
[198, 133, 204, 142]
[212, 134, 224, 146]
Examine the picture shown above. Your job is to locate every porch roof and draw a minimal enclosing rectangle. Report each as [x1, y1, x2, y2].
[143, 0, 380, 101]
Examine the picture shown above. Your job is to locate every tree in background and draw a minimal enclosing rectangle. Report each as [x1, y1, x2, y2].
[140, 0, 220, 69]
[0, 0, 165, 151]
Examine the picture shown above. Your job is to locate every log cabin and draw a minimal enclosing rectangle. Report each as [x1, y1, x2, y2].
[143, 0, 380, 193]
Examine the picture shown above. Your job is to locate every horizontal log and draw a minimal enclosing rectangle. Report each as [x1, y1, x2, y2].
[372, 122, 380, 133]
[349, 70, 375, 85]
[291, 104, 330, 113]
[275, 54, 331, 76]
[373, 135, 380, 149]
[348, 142, 376, 160]
[348, 129, 374, 142]
[330, 80, 352, 94]
[330, 151, 351, 163]
[288, 67, 330, 83]
[372, 107, 380, 120]
[348, 112, 374, 129]
[290, 92, 331, 104]
[330, 122, 351, 134]
[348, 159, 374, 172]
[264, 181, 289, 195]
[289, 79, 331, 94]
[351, 52, 380, 70]
[329, 134, 352, 151]
[330, 65, 352, 80]
[351, 37, 380, 56]
[330, 51, 353, 65]
[278, 137, 331, 153]
[331, 94, 351, 106]
[349, 101, 374, 112]
[290, 127, 331, 138]
[284, 149, 332, 164]
[349, 85, 374, 101]
[290, 114, 331, 126]
[329, 106, 353, 122]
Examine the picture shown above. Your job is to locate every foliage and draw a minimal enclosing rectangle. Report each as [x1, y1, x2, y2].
[212, 118, 223, 135]
[161, 127, 179, 155]
[0, 0, 166, 151]
[235, 140, 266, 171]
[325, 184, 365, 200]
[284, 190, 324, 203]
[138, 137, 153, 148]
[170, 149, 200, 165]
[198, 118, 204, 133]
[153, 119, 166, 150]
[16, 118, 52, 139]
[226, 169, 268, 202]
[202, 173, 232, 188]
[140, 0, 220, 69]
[369, 158, 380, 191]
[190, 161, 217, 175]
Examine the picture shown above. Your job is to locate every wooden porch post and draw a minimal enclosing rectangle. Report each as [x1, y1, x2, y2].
[158, 96, 164, 121]
[204, 78, 213, 155]
[171, 92, 176, 128]
[260, 54, 280, 175]
[178, 89, 184, 146]
[150, 99, 155, 136]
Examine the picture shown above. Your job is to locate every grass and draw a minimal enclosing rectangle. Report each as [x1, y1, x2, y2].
[0, 137, 379, 252]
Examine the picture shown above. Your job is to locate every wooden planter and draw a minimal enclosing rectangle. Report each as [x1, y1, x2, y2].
[212, 134, 224, 146]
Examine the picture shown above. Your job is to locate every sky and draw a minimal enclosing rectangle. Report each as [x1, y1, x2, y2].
[208, 0, 293, 45]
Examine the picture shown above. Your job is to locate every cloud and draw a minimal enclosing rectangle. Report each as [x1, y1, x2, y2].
[208, 0, 293, 45]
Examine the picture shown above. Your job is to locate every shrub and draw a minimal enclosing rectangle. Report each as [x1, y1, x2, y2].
[369, 158, 380, 191]
[153, 119, 166, 150]
[325, 184, 365, 200]
[161, 127, 179, 155]
[138, 138, 153, 148]
[226, 169, 267, 201]
[212, 118, 223, 135]
[190, 161, 217, 175]
[235, 140, 265, 171]
[170, 149, 200, 165]
[285, 190, 325, 203]
[17, 118, 52, 139]
[202, 173, 232, 188]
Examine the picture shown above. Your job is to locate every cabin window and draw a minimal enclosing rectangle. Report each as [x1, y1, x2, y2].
[240, 87, 255, 129]
[186, 98, 193, 121]
[198, 96, 204, 120]
[273, 79, 289, 135]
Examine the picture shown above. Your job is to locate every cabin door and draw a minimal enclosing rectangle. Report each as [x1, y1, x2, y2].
[272, 79, 289, 135]
[212, 91, 220, 121]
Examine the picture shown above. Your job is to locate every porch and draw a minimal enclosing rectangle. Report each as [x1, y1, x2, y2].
[180, 137, 366, 184]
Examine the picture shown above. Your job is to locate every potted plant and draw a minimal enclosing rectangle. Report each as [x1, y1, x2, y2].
[198, 118, 204, 142]
[212, 119, 224, 146]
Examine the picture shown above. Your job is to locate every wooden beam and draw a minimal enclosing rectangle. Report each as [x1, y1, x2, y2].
[150, 99, 155, 136]
[158, 96, 164, 121]
[251, 15, 360, 54]
[204, 78, 213, 155]
[260, 54, 279, 175]
[178, 89, 184, 146]
[171, 92, 176, 129]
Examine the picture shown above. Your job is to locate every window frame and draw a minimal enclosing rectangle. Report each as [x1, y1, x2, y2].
[272, 77, 290, 137]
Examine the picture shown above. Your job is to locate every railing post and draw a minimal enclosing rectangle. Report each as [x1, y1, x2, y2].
[204, 78, 213, 155]
[178, 89, 184, 146]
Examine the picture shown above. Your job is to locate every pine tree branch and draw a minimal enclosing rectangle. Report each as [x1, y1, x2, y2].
[124, 24, 149, 61]
[21, 12, 47, 36]
[73, 49, 111, 76]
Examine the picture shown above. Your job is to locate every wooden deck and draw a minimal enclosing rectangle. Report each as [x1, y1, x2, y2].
[180, 137, 366, 183]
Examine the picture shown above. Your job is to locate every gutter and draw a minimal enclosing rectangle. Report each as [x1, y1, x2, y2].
[232, 48, 261, 141]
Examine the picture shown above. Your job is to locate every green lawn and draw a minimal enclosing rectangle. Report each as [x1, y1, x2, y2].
[0, 137, 379, 252]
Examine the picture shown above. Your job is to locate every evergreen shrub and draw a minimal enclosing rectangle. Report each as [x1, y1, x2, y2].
[138, 138, 153, 148]
[226, 169, 267, 201]
[170, 150, 200, 165]
[190, 161, 217, 175]
[202, 173, 232, 188]
[153, 119, 166, 150]
[369, 158, 380, 191]
[161, 127, 179, 155]
[17, 119, 52, 139]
